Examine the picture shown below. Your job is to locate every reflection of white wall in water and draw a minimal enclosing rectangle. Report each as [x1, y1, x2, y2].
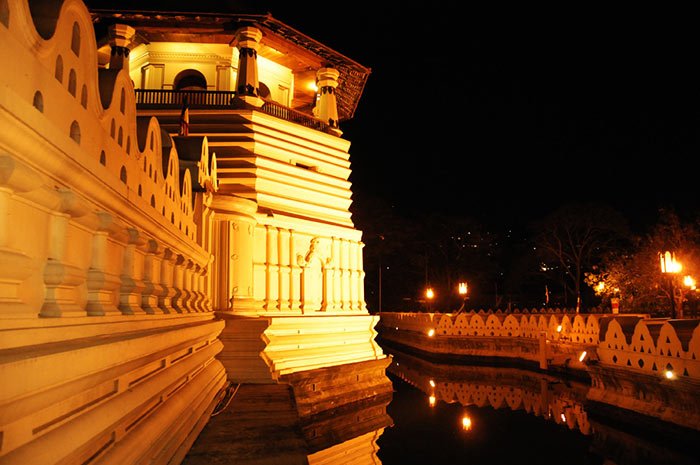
[388, 361, 591, 435]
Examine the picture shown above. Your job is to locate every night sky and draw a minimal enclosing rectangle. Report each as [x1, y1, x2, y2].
[263, 4, 700, 233]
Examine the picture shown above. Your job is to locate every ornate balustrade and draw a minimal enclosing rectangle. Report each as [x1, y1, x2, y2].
[135, 89, 330, 132]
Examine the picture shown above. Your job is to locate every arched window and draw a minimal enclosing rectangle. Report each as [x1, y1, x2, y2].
[55, 55, 63, 83]
[173, 69, 207, 91]
[119, 88, 125, 114]
[68, 69, 76, 96]
[119, 166, 127, 183]
[259, 81, 271, 99]
[70, 22, 80, 56]
[99, 150, 106, 165]
[0, 0, 9, 27]
[80, 85, 87, 108]
[33, 91, 43, 112]
[70, 121, 80, 144]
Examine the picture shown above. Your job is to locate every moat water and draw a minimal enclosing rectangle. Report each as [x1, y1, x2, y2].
[185, 348, 699, 465]
[377, 348, 698, 465]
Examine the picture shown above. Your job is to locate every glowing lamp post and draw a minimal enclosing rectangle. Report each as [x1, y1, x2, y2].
[425, 287, 435, 312]
[659, 251, 683, 319]
[453, 281, 468, 314]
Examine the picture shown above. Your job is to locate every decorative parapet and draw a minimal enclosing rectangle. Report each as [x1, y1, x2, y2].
[378, 311, 700, 383]
[598, 317, 700, 379]
[0, 1, 225, 464]
[379, 310, 605, 344]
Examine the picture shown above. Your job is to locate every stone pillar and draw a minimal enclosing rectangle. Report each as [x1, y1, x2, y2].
[118, 228, 146, 315]
[289, 230, 301, 312]
[141, 239, 163, 314]
[358, 241, 367, 312]
[348, 241, 358, 311]
[158, 249, 177, 313]
[264, 225, 279, 310]
[331, 236, 341, 311]
[85, 215, 120, 316]
[40, 193, 89, 318]
[231, 26, 264, 107]
[0, 184, 37, 317]
[315, 67, 342, 136]
[108, 24, 135, 71]
[340, 238, 350, 310]
[278, 228, 290, 311]
[171, 255, 187, 313]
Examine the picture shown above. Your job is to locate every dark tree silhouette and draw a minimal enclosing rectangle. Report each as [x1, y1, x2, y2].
[533, 203, 628, 312]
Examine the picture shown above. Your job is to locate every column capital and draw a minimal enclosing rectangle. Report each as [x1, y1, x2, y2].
[231, 26, 263, 51]
[108, 24, 135, 70]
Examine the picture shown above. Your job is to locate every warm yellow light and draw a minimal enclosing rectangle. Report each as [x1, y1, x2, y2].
[596, 281, 605, 293]
[683, 275, 696, 289]
[429, 395, 436, 407]
[660, 251, 682, 274]
[560, 413, 566, 423]
[556, 325, 562, 333]
[579, 351, 587, 362]
[429, 379, 436, 388]
[427, 328, 435, 337]
[461, 415, 472, 431]
[665, 370, 675, 380]
[308, 81, 318, 92]
[425, 287, 435, 300]
[458, 282, 468, 295]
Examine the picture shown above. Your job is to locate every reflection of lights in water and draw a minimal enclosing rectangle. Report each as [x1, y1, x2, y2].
[556, 325, 562, 333]
[560, 413, 566, 423]
[429, 395, 436, 407]
[579, 351, 587, 362]
[461, 415, 472, 431]
[427, 328, 435, 337]
[665, 370, 675, 380]
[429, 379, 436, 387]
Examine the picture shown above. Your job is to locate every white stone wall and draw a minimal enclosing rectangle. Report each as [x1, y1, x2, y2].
[0, 1, 224, 463]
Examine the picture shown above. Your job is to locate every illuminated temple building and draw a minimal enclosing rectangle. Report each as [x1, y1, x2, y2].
[0, 0, 391, 463]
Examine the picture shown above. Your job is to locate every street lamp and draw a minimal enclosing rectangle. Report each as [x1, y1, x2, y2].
[659, 251, 683, 319]
[455, 281, 468, 314]
[425, 287, 435, 312]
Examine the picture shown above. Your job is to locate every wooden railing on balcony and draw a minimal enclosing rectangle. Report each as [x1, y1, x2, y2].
[134, 89, 329, 132]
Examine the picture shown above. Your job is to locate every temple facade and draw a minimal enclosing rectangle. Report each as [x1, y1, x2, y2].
[0, 1, 390, 464]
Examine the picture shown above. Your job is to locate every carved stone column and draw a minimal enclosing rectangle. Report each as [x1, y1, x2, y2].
[358, 241, 367, 312]
[158, 249, 177, 314]
[315, 67, 342, 136]
[289, 230, 301, 312]
[141, 239, 163, 314]
[40, 190, 90, 318]
[85, 213, 120, 316]
[331, 236, 341, 311]
[264, 225, 279, 311]
[340, 238, 350, 310]
[172, 254, 187, 313]
[231, 26, 264, 107]
[118, 228, 146, 315]
[0, 156, 40, 316]
[277, 228, 290, 311]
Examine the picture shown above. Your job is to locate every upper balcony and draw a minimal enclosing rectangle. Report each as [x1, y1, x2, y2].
[90, 9, 371, 132]
[135, 89, 332, 133]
